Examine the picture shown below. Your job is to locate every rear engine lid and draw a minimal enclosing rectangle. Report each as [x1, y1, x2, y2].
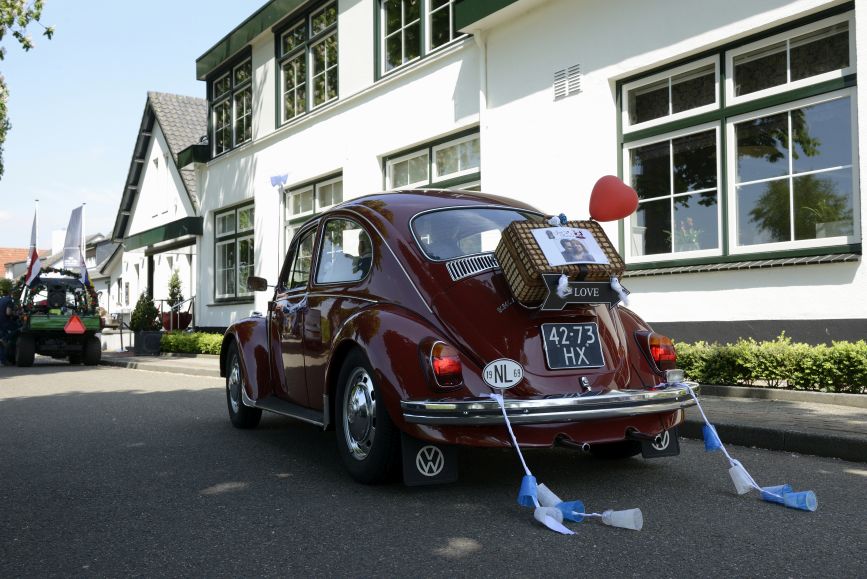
[430, 268, 628, 397]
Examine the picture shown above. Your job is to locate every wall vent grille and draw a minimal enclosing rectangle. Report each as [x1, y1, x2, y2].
[554, 64, 582, 100]
[446, 253, 500, 281]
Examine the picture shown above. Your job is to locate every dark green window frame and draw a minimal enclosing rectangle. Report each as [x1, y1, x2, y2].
[207, 50, 253, 158]
[284, 172, 344, 252]
[383, 128, 480, 190]
[617, 4, 860, 271]
[214, 202, 255, 302]
[274, 1, 338, 126]
[376, 0, 466, 79]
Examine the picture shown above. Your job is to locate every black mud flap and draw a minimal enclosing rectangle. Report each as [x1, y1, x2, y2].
[401, 433, 458, 486]
[641, 427, 680, 458]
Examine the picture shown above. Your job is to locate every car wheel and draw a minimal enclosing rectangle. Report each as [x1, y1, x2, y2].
[83, 336, 101, 366]
[225, 342, 262, 429]
[588, 440, 642, 460]
[15, 335, 35, 367]
[335, 349, 400, 484]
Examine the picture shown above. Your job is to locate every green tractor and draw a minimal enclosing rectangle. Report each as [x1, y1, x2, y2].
[12, 269, 103, 366]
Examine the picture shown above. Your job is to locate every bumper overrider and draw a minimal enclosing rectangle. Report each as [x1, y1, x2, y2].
[400, 382, 699, 425]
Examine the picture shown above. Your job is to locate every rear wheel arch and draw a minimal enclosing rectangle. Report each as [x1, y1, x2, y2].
[219, 333, 236, 378]
[325, 339, 363, 430]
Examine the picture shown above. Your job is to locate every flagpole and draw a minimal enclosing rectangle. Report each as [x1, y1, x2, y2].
[81, 203, 86, 272]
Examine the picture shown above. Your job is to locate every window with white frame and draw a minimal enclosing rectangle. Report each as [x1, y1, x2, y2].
[284, 175, 343, 248]
[210, 57, 253, 156]
[215, 203, 255, 300]
[380, 0, 463, 75]
[385, 132, 480, 189]
[277, 2, 338, 124]
[620, 9, 857, 264]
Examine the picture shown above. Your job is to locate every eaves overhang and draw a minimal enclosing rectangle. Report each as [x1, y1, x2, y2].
[196, 0, 306, 80]
[454, 0, 549, 32]
[123, 216, 203, 252]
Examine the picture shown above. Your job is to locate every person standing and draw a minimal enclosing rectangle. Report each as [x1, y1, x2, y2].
[0, 288, 17, 365]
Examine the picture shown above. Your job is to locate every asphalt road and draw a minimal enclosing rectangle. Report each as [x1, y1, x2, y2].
[1, 361, 865, 578]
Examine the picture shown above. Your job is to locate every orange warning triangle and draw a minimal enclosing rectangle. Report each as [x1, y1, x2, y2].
[64, 314, 86, 334]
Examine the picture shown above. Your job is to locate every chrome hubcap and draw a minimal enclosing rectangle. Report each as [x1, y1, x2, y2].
[227, 356, 242, 414]
[343, 367, 376, 460]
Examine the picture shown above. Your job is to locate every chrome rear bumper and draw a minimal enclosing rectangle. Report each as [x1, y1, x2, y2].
[400, 382, 699, 426]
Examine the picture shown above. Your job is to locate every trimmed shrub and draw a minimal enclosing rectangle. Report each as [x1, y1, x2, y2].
[675, 334, 866, 394]
[160, 331, 223, 355]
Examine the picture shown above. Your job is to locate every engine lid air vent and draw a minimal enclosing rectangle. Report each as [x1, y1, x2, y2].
[446, 253, 500, 282]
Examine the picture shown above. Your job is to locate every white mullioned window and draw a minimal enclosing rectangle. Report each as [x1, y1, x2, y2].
[620, 10, 858, 264]
[385, 132, 480, 189]
[380, 0, 464, 76]
[210, 57, 252, 156]
[278, 2, 338, 124]
[215, 203, 255, 300]
[284, 175, 344, 249]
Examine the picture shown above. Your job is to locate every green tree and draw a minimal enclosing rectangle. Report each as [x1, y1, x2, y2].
[0, 0, 54, 179]
[167, 269, 183, 308]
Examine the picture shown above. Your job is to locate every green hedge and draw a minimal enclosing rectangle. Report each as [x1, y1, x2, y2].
[160, 331, 223, 355]
[676, 334, 867, 394]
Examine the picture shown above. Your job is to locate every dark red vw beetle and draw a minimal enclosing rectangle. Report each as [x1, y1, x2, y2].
[220, 190, 697, 484]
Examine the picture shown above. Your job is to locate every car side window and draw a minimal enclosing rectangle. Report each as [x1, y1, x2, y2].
[288, 231, 316, 291]
[315, 219, 373, 285]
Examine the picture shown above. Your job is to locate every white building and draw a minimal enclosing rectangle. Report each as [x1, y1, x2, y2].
[183, 0, 865, 343]
[112, 92, 207, 324]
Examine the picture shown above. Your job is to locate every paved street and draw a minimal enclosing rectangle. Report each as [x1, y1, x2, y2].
[1, 362, 866, 577]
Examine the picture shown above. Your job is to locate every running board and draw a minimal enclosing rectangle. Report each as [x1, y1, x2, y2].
[244, 391, 325, 428]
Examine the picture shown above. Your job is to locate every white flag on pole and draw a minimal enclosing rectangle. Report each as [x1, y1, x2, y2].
[63, 206, 84, 270]
[24, 208, 42, 286]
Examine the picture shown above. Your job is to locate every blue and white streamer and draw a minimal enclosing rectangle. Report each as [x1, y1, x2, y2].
[686, 386, 817, 511]
[488, 393, 645, 533]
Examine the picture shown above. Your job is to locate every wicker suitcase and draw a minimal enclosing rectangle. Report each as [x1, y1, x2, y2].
[495, 220, 624, 306]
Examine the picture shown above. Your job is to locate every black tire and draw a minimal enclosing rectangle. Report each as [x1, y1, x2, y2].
[589, 440, 642, 460]
[68, 354, 82, 365]
[335, 349, 400, 484]
[15, 335, 35, 367]
[225, 342, 262, 429]
[83, 336, 101, 366]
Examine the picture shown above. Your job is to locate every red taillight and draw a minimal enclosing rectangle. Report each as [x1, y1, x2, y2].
[431, 342, 463, 388]
[648, 333, 677, 370]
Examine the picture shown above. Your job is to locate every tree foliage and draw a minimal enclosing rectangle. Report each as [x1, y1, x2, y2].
[0, 0, 53, 179]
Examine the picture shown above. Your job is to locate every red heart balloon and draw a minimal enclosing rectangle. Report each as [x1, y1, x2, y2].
[589, 175, 639, 222]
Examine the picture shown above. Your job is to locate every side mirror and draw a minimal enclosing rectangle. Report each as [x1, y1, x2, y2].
[588, 175, 639, 222]
[246, 276, 269, 292]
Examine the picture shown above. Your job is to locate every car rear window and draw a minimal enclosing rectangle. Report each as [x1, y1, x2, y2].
[411, 207, 541, 261]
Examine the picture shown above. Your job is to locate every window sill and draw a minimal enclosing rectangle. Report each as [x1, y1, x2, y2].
[208, 297, 255, 306]
[623, 252, 860, 278]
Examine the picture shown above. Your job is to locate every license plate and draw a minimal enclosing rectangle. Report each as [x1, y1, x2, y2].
[541, 323, 605, 370]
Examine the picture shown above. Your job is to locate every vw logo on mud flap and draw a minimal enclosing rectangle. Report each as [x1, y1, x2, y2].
[416, 445, 445, 477]
[652, 431, 671, 451]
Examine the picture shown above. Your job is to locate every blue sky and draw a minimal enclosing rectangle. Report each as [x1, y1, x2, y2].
[0, 0, 263, 249]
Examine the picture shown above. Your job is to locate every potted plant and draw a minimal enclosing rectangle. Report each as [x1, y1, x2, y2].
[161, 270, 192, 331]
[129, 291, 162, 356]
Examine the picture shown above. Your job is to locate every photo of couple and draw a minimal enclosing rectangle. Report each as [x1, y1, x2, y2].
[531, 226, 609, 266]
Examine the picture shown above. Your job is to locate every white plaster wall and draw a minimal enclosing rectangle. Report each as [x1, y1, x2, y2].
[481, 0, 864, 323]
[196, 38, 480, 328]
[151, 250, 195, 309]
[252, 34, 275, 142]
[127, 126, 195, 236]
[339, 0, 375, 96]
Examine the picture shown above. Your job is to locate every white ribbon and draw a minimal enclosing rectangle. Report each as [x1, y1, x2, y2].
[610, 276, 629, 306]
[556, 274, 570, 299]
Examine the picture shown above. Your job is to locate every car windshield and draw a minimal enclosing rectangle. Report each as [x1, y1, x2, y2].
[411, 207, 542, 261]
